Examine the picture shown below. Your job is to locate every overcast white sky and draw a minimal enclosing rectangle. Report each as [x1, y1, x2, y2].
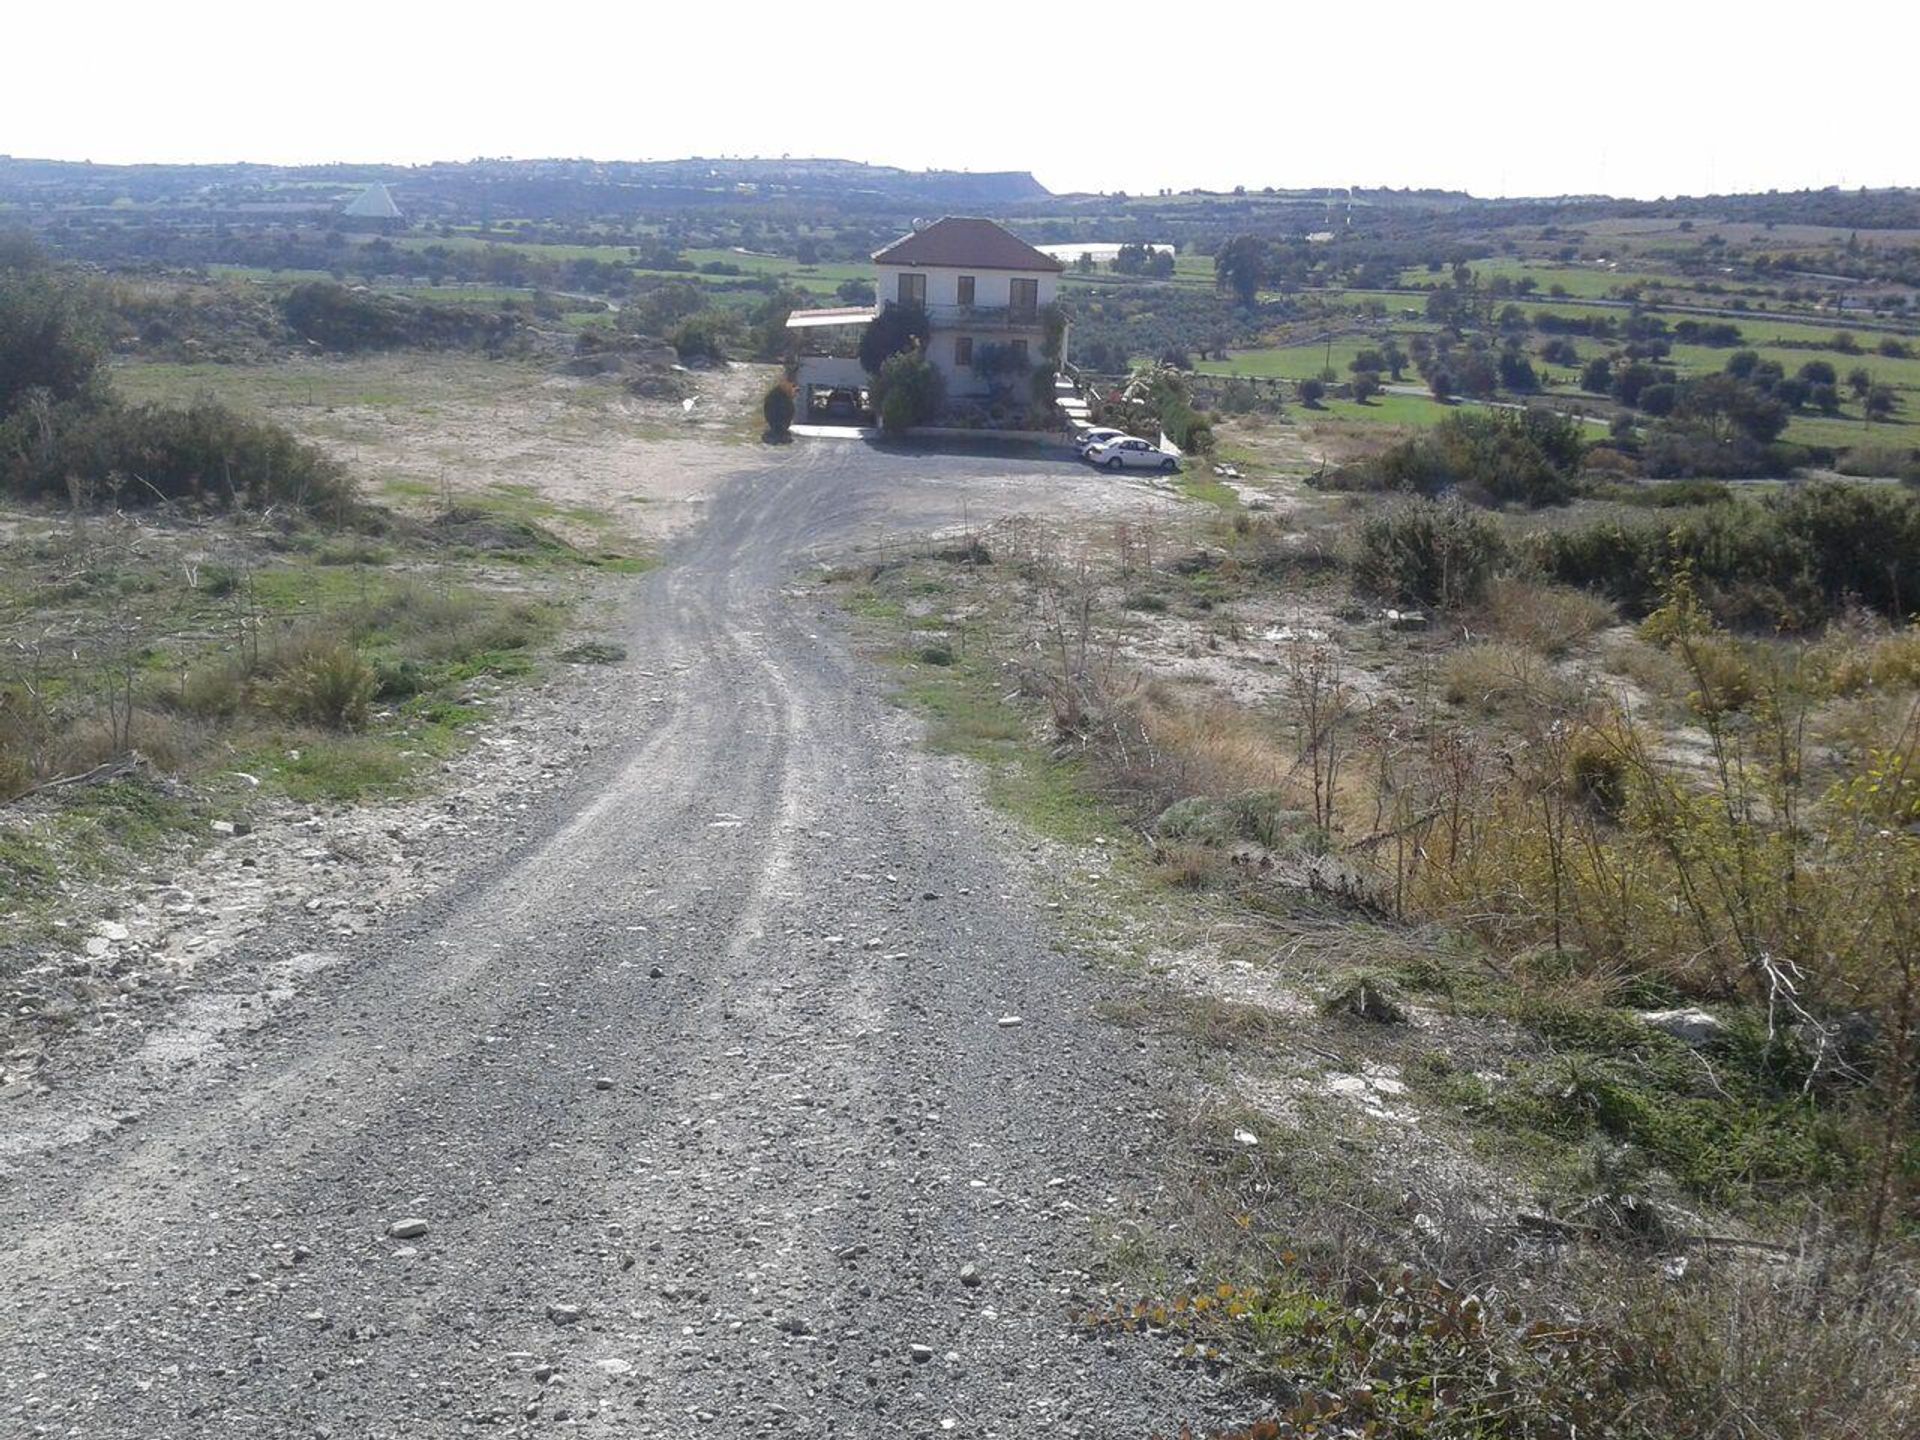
[7, 1, 1914, 200]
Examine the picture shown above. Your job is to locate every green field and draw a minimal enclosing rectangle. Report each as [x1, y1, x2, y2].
[1320, 289, 1429, 319]
[1396, 256, 1784, 307]
[387, 234, 639, 264]
[1782, 410, 1917, 449]
[371, 236, 869, 297]
[1666, 341, 1920, 392]
[1198, 339, 1390, 381]
[1301, 391, 1453, 428]
[1194, 308, 1918, 451]
[680, 248, 869, 287]
[1396, 259, 1658, 300]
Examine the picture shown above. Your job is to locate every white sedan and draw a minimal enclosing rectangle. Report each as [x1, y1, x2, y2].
[1084, 436, 1180, 472]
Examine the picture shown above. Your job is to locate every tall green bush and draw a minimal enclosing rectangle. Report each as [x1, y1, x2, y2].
[762, 380, 795, 438]
[0, 259, 355, 515]
[1346, 409, 1583, 508]
[1, 393, 353, 513]
[1352, 499, 1505, 608]
[1537, 482, 1920, 625]
[0, 262, 102, 416]
[1, 391, 355, 514]
[871, 350, 944, 435]
[859, 304, 930, 375]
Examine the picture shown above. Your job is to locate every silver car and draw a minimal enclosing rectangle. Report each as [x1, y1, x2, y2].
[1074, 426, 1129, 457]
[1084, 436, 1180, 472]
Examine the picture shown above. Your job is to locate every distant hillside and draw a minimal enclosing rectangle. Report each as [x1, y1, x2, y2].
[0, 155, 1052, 217]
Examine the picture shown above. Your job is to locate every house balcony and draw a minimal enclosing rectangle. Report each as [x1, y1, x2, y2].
[885, 300, 1046, 332]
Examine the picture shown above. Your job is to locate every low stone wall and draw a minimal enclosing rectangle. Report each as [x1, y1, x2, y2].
[909, 426, 1069, 445]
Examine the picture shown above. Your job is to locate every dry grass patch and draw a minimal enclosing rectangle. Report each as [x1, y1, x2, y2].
[1176, 995, 1293, 1052]
[1134, 684, 1296, 798]
[1440, 641, 1575, 716]
[1152, 841, 1232, 891]
[1812, 621, 1920, 698]
[1480, 576, 1614, 657]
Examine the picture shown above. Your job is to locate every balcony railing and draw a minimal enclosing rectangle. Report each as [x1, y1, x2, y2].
[885, 299, 1043, 330]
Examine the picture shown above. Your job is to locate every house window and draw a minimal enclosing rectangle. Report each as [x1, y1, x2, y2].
[1010, 338, 1028, 363]
[897, 272, 926, 307]
[954, 336, 974, 367]
[957, 275, 976, 307]
[1009, 277, 1038, 318]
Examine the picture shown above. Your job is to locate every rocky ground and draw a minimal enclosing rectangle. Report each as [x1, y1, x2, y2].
[0, 441, 1237, 1438]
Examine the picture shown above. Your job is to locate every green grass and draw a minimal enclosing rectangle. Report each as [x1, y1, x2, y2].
[680, 247, 869, 286]
[1701, 314, 1908, 348]
[1406, 993, 1846, 1207]
[0, 780, 203, 929]
[881, 644, 1114, 846]
[386, 234, 641, 264]
[1171, 252, 1216, 286]
[1, 511, 588, 820]
[1784, 411, 1916, 450]
[262, 685, 486, 803]
[832, 560, 1145, 855]
[269, 734, 418, 803]
[468, 482, 617, 533]
[1195, 308, 1916, 451]
[1302, 391, 1454, 428]
[112, 359, 419, 411]
[1518, 297, 1646, 324]
[1665, 341, 1920, 392]
[1394, 257, 1808, 311]
[1320, 289, 1432, 319]
[374, 233, 872, 294]
[1199, 340, 1378, 381]
[1180, 472, 1241, 508]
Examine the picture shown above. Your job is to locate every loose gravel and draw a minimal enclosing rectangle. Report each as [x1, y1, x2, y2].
[0, 444, 1225, 1437]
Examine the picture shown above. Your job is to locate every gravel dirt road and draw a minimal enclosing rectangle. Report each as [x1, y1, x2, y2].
[0, 443, 1213, 1438]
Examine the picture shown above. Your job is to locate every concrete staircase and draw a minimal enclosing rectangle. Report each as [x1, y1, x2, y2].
[1054, 372, 1094, 430]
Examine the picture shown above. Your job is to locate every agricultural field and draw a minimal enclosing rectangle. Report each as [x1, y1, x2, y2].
[1187, 275, 1920, 456]
[1395, 257, 1680, 300]
[1197, 338, 1381, 381]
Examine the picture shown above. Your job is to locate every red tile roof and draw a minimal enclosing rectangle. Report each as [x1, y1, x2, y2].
[872, 216, 1064, 272]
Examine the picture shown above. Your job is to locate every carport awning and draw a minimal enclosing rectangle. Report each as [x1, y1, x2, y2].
[786, 307, 875, 330]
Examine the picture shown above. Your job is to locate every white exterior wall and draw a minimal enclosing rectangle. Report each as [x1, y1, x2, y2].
[925, 331, 986, 397]
[875, 263, 1059, 311]
[877, 263, 1060, 398]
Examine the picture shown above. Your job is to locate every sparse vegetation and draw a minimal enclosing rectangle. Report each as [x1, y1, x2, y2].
[832, 469, 1920, 1433]
[1, 244, 355, 516]
[0, 521, 568, 811]
[14, 147, 1920, 1439]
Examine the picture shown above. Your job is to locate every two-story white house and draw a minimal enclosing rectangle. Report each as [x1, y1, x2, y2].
[786, 216, 1067, 423]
